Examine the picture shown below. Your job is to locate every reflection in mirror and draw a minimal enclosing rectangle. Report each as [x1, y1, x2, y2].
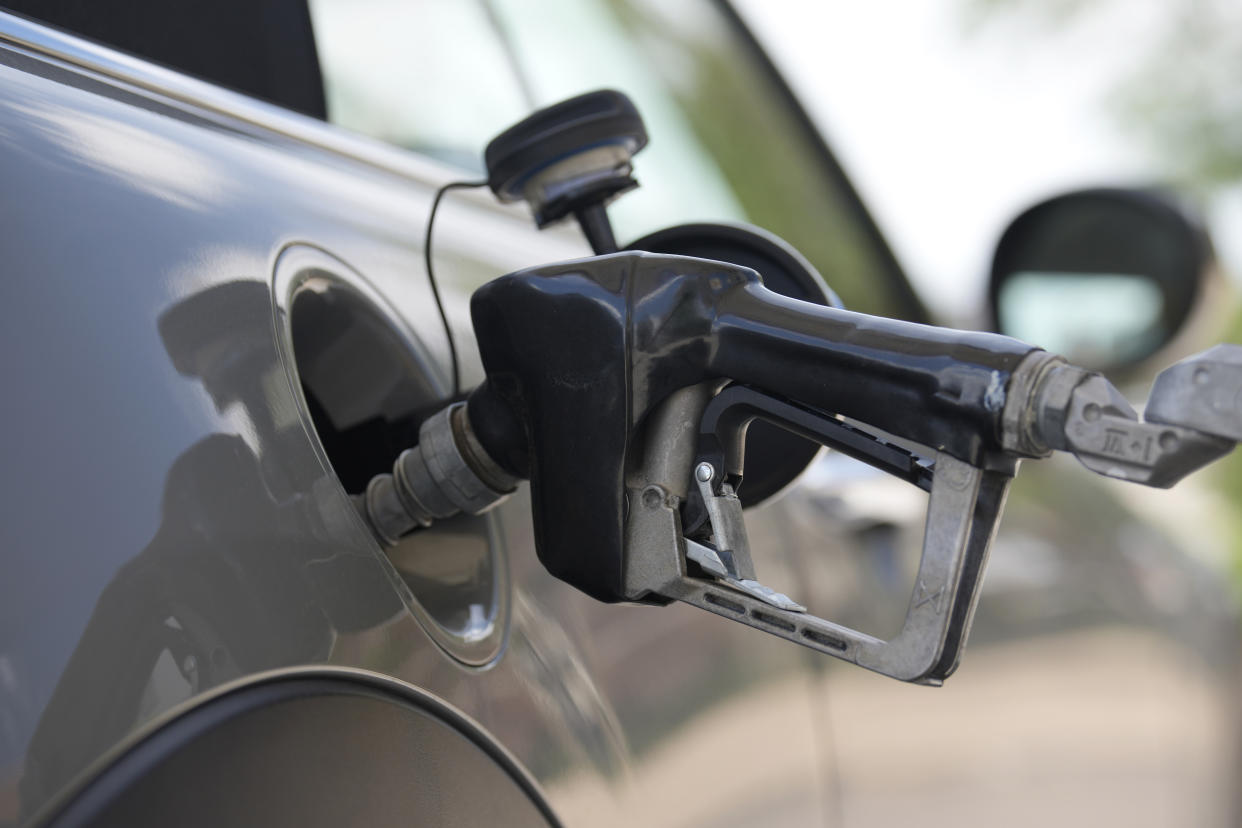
[998, 271, 1165, 367]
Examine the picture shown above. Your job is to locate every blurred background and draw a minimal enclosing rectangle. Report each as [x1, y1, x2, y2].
[740, 3, 1242, 824]
[741, 3, 1242, 824]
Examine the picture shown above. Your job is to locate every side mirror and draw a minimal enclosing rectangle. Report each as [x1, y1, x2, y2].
[988, 188, 1212, 372]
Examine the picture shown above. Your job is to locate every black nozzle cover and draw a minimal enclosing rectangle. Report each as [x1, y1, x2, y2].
[483, 89, 648, 204]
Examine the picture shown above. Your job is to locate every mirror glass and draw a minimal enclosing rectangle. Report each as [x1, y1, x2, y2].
[989, 189, 1207, 372]
[998, 270, 1165, 367]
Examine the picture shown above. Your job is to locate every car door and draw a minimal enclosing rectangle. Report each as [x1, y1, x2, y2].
[0, 10, 577, 823]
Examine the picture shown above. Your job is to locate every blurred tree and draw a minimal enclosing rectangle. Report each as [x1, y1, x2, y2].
[962, 0, 1242, 191]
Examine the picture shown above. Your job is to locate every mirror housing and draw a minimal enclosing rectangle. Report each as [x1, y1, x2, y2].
[988, 188, 1212, 373]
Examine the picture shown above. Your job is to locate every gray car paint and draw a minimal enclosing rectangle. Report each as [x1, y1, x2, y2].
[0, 10, 1238, 828]
[0, 14, 827, 826]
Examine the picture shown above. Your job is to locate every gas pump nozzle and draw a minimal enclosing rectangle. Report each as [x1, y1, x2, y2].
[355, 90, 1241, 683]
[357, 251, 1241, 684]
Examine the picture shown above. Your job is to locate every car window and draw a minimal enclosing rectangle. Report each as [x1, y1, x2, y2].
[311, 0, 912, 318]
[3, 0, 328, 117]
[308, 0, 531, 171]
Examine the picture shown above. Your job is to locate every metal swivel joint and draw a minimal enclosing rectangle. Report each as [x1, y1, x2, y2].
[357, 403, 518, 545]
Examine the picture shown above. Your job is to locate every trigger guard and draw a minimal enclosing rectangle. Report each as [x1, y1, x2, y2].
[683, 383, 937, 538]
[695, 384, 936, 495]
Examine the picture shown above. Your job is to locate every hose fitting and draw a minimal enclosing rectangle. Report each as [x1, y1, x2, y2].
[357, 403, 518, 545]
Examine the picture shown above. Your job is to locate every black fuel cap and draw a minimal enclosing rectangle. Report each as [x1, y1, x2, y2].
[483, 89, 648, 233]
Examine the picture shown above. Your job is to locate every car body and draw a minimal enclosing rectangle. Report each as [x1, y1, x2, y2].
[0, 2, 1237, 826]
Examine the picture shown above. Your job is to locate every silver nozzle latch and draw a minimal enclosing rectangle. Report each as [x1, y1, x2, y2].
[1002, 347, 1239, 488]
[359, 403, 519, 545]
